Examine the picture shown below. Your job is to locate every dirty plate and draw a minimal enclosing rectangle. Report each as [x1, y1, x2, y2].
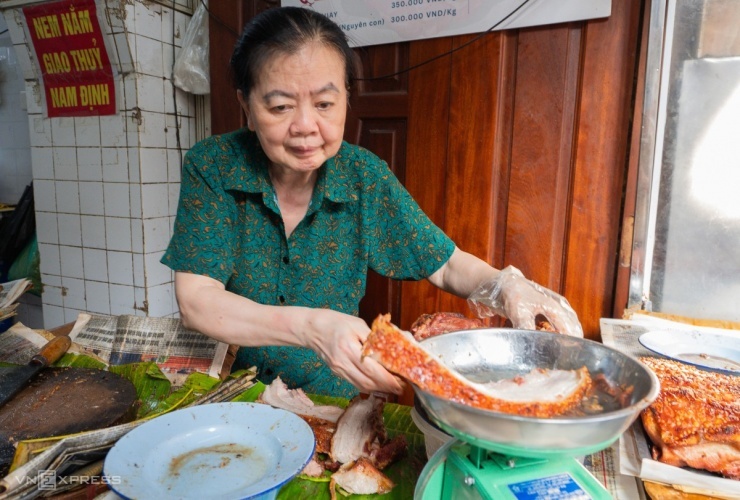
[104, 402, 314, 500]
[639, 329, 740, 374]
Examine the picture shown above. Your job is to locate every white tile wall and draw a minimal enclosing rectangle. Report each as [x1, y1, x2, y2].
[53, 147, 78, 180]
[51, 118, 76, 147]
[83, 248, 109, 282]
[75, 117, 102, 147]
[141, 183, 169, 218]
[147, 282, 173, 317]
[102, 148, 129, 182]
[85, 280, 111, 315]
[62, 276, 86, 310]
[105, 217, 132, 252]
[38, 243, 61, 276]
[56, 181, 81, 213]
[31, 146, 54, 179]
[81, 215, 106, 248]
[57, 213, 82, 247]
[79, 182, 105, 215]
[78, 147, 103, 181]
[36, 212, 59, 245]
[140, 148, 168, 183]
[59, 246, 84, 279]
[109, 284, 135, 316]
[144, 251, 172, 287]
[103, 183, 131, 217]
[108, 251, 134, 286]
[33, 180, 56, 213]
[3, 1, 204, 327]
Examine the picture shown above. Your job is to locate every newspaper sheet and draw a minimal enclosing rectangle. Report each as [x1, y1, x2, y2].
[0, 322, 104, 365]
[0, 279, 31, 321]
[68, 313, 228, 386]
[601, 317, 740, 500]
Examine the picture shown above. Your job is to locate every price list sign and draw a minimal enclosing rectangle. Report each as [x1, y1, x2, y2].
[283, 0, 611, 47]
[23, 0, 116, 117]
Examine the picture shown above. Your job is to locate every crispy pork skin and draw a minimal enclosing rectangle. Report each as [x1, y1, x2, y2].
[330, 458, 395, 499]
[640, 357, 740, 479]
[411, 312, 486, 341]
[362, 314, 592, 418]
[301, 415, 336, 455]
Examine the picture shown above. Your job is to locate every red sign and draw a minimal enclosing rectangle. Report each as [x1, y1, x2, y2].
[23, 0, 116, 117]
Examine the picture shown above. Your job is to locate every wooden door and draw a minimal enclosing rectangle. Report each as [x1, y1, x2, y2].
[208, 2, 644, 345]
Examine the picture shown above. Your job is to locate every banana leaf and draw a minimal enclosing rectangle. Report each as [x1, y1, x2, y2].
[148, 372, 222, 415]
[108, 362, 171, 418]
[54, 352, 107, 370]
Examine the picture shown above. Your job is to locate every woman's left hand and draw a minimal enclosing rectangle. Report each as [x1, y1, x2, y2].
[468, 265, 584, 337]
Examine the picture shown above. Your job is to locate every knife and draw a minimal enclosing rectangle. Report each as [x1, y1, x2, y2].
[0, 335, 71, 408]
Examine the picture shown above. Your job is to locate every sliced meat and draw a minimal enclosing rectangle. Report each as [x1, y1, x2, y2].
[329, 457, 395, 500]
[301, 458, 325, 478]
[367, 434, 407, 470]
[411, 312, 485, 341]
[258, 376, 344, 423]
[330, 395, 383, 464]
[640, 356, 740, 480]
[362, 314, 592, 418]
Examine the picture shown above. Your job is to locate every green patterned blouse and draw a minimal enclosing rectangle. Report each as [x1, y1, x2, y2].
[162, 129, 455, 398]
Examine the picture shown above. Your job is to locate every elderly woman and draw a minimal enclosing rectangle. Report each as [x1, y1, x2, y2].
[162, 7, 582, 399]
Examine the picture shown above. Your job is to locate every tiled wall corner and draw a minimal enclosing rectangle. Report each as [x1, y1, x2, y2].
[3, 0, 203, 327]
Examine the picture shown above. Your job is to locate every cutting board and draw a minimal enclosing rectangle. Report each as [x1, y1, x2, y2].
[0, 367, 138, 474]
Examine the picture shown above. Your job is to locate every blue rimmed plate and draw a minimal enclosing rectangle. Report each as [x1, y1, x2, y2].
[639, 329, 740, 374]
[104, 402, 314, 499]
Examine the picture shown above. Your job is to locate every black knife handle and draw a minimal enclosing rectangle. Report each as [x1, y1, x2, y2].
[30, 336, 72, 367]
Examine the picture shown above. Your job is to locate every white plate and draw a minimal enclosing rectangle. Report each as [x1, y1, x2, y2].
[639, 329, 740, 374]
[104, 402, 314, 500]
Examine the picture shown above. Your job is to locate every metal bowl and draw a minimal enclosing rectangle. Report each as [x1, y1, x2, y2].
[413, 328, 659, 458]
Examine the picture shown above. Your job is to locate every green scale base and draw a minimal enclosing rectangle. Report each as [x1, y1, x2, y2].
[416, 440, 612, 500]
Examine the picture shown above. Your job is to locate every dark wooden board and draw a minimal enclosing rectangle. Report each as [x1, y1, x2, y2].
[0, 367, 138, 474]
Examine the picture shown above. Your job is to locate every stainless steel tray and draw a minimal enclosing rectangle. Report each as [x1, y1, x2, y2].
[413, 328, 659, 458]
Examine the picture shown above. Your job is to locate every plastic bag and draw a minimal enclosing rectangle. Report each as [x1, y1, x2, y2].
[467, 265, 584, 337]
[173, 0, 210, 94]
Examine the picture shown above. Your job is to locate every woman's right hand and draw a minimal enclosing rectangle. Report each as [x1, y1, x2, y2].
[300, 310, 403, 396]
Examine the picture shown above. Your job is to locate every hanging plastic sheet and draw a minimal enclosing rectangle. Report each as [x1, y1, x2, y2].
[173, 0, 210, 94]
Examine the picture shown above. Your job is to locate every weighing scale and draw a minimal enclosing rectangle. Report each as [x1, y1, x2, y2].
[408, 328, 661, 500]
[415, 436, 612, 499]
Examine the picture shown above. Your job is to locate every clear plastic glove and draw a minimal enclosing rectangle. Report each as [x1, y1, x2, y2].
[467, 265, 584, 337]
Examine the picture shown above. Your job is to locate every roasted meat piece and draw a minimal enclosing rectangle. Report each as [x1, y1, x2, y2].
[640, 357, 740, 480]
[260, 377, 406, 493]
[410, 312, 485, 341]
[330, 457, 395, 499]
[330, 395, 384, 464]
[410, 312, 563, 341]
[258, 376, 344, 422]
[363, 314, 592, 418]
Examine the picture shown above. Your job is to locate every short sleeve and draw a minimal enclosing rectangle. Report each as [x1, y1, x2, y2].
[161, 140, 237, 284]
[363, 159, 455, 280]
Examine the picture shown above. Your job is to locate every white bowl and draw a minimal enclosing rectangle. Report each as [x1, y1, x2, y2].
[411, 407, 452, 459]
[104, 402, 315, 500]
